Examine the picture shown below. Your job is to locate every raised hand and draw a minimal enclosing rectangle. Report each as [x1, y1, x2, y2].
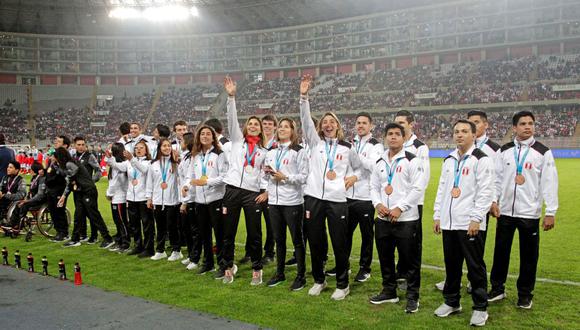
[300, 75, 312, 95]
[224, 76, 237, 96]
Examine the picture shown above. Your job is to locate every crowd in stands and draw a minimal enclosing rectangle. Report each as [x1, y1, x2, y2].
[1, 55, 580, 147]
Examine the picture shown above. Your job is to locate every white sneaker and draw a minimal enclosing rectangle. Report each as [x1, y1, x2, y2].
[150, 252, 167, 261]
[232, 264, 238, 275]
[470, 310, 489, 326]
[308, 281, 328, 296]
[435, 280, 445, 291]
[330, 286, 350, 301]
[181, 258, 191, 265]
[167, 251, 183, 262]
[186, 262, 198, 270]
[251, 270, 263, 286]
[223, 268, 235, 284]
[434, 303, 462, 317]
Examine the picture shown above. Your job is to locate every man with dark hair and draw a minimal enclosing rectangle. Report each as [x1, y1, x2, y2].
[117, 122, 133, 151]
[205, 117, 231, 165]
[126, 122, 154, 154]
[72, 136, 103, 243]
[394, 110, 430, 290]
[46, 135, 71, 241]
[0, 133, 16, 181]
[488, 111, 558, 309]
[369, 122, 423, 313]
[0, 161, 26, 224]
[436, 110, 502, 292]
[172, 120, 188, 153]
[341, 112, 383, 282]
[433, 119, 494, 326]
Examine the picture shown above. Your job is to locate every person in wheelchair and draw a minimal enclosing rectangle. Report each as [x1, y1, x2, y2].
[7, 161, 47, 231]
[0, 161, 27, 225]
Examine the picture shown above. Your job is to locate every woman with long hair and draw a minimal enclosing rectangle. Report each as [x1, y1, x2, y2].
[187, 125, 228, 276]
[221, 76, 268, 285]
[54, 147, 114, 249]
[146, 138, 181, 261]
[299, 75, 361, 300]
[263, 118, 309, 291]
[105, 142, 130, 252]
[122, 140, 155, 257]
[178, 132, 201, 270]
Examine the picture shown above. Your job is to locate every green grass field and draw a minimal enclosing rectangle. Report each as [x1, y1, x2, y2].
[1, 159, 579, 329]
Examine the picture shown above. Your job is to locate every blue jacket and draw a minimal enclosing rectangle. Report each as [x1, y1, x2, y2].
[0, 145, 16, 181]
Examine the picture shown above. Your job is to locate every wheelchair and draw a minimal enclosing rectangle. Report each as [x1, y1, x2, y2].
[2, 201, 72, 241]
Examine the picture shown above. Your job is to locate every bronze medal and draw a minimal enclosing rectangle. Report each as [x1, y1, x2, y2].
[245, 165, 253, 174]
[160, 182, 168, 190]
[384, 184, 393, 195]
[515, 174, 525, 185]
[451, 187, 461, 198]
[132, 179, 139, 186]
[326, 170, 337, 180]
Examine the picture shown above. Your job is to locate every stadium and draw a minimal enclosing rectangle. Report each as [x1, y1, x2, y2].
[0, 0, 578, 329]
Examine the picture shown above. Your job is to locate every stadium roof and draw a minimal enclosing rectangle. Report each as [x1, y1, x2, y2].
[0, 0, 447, 36]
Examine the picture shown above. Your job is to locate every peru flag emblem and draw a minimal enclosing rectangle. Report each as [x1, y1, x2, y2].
[524, 162, 533, 170]
[462, 167, 470, 176]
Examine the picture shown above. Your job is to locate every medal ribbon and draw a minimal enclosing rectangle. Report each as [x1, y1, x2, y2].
[385, 158, 402, 186]
[477, 137, 488, 150]
[244, 142, 259, 168]
[275, 146, 289, 171]
[200, 149, 211, 176]
[160, 158, 170, 183]
[513, 143, 530, 175]
[453, 154, 470, 188]
[355, 137, 368, 154]
[325, 140, 338, 171]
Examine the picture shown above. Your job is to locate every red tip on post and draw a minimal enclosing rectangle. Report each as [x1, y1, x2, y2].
[74, 262, 82, 286]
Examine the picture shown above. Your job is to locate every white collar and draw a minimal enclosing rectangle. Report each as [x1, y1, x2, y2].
[450, 144, 476, 160]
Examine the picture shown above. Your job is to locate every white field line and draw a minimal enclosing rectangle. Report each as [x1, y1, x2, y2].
[234, 242, 580, 287]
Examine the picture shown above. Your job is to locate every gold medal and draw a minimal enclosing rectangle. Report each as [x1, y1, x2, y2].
[73, 184, 78, 191]
[451, 187, 461, 198]
[384, 184, 393, 195]
[326, 170, 336, 180]
[515, 174, 525, 185]
[160, 182, 168, 190]
[200, 175, 208, 181]
[47, 167, 52, 174]
[132, 179, 139, 186]
[245, 165, 253, 174]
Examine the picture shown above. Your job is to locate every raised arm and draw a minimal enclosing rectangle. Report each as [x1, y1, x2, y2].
[225, 77, 243, 143]
[299, 75, 321, 147]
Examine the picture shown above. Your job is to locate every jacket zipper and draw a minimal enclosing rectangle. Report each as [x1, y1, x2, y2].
[321, 158, 329, 200]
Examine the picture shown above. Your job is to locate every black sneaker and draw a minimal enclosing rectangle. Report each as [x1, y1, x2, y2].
[369, 291, 399, 305]
[488, 289, 506, 302]
[198, 265, 214, 275]
[262, 256, 274, 265]
[290, 277, 306, 291]
[354, 269, 371, 282]
[50, 233, 65, 242]
[63, 241, 81, 248]
[87, 237, 98, 244]
[517, 297, 533, 309]
[405, 299, 419, 313]
[238, 255, 251, 264]
[214, 268, 226, 280]
[267, 274, 286, 287]
[118, 246, 131, 253]
[100, 240, 115, 249]
[285, 256, 297, 266]
[137, 251, 154, 258]
[127, 248, 143, 256]
[80, 236, 89, 242]
[325, 267, 337, 277]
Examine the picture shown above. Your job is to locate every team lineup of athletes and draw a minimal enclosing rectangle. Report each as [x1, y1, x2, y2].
[0, 75, 558, 327]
